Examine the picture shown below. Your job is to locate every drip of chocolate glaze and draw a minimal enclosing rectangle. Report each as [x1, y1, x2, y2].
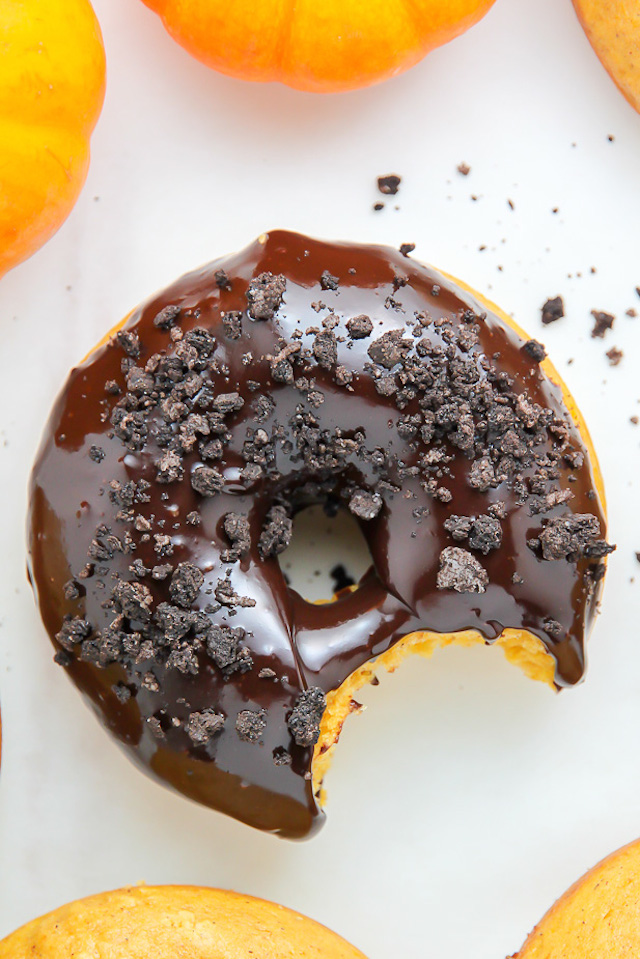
[27, 231, 610, 839]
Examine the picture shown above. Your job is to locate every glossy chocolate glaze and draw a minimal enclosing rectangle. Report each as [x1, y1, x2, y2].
[28, 231, 608, 839]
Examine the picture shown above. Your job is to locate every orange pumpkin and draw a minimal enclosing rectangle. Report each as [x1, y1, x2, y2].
[572, 0, 640, 115]
[0, 0, 106, 278]
[140, 0, 497, 93]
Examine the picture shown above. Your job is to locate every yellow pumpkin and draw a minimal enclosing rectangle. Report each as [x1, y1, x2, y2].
[0, 0, 106, 278]
[140, 0, 497, 93]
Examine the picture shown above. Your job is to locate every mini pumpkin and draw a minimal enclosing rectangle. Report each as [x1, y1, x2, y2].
[0, 0, 106, 278]
[572, 0, 640, 115]
[140, 0, 497, 93]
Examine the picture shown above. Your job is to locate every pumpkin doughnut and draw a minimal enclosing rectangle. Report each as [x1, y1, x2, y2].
[27, 230, 612, 839]
[515, 838, 640, 957]
[0, 885, 365, 958]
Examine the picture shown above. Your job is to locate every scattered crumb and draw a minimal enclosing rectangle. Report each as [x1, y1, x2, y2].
[541, 296, 564, 325]
[373, 202, 384, 212]
[591, 310, 615, 338]
[626, 308, 637, 318]
[507, 199, 515, 211]
[457, 162, 471, 176]
[606, 347, 623, 366]
[377, 174, 401, 195]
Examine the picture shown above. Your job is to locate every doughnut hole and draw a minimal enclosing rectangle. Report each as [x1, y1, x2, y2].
[278, 503, 373, 603]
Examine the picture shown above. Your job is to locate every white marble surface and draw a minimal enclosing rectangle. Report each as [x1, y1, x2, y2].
[1, 0, 640, 954]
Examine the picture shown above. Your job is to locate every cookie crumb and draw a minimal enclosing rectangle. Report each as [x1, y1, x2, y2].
[606, 347, 623, 366]
[541, 296, 564, 326]
[377, 174, 401, 195]
[235, 708, 267, 743]
[591, 310, 614, 338]
[288, 687, 326, 747]
[523, 339, 547, 362]
[436, 547, 488, 593]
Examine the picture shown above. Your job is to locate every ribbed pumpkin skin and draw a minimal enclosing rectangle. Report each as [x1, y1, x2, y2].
[141, 0, 497, 92]
[0, 0, 106, 277]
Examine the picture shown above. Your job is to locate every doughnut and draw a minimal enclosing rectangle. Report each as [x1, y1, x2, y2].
[27, 230, 612, 838]
[0, 885, 365, 957]
[515, 838, 640, 956]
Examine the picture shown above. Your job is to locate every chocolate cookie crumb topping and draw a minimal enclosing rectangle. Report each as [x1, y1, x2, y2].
[116, 330, 140, 357]
[259, 506, 293, 558]
[437, 547, 489, 593]
[320, 270, 339, 291]
[537, 514, 614, 561]
[236, 708, 267, 743]
[543, 618, 564, 639]
[222, 512, 251, 561]
[312, 330, 338, 369]
[247, 272, 286, 321]
[368, 329, 412, 369]
[523, 339, 547, 362]
[191, 465, 224, 496]
[288, 687, 326, 747]
[273, 746, 293, 766]
[347, 314, 373, 339]
[169, 563, 204, 608]
[349, 489, 383, 520]
[89, 445, 105, 463]
[187, 709, 225, 744]
[154, 305, 181, 330]
[206, 625, 253, 675]
[444, 514, 502, 554]
[214, 269, 232, 291]
[222, 311, 243, 339]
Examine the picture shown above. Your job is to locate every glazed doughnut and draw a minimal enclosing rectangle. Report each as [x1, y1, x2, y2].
[28, 230, 612, 838]
[515, 838, 640, 956]
[0, 885, 365, 957]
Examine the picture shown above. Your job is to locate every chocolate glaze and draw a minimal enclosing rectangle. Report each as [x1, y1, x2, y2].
[28, 231, 609, 839]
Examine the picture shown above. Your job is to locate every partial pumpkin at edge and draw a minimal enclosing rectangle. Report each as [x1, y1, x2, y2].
[0, 0, 106, 278]
[572, 0, 640, 114]
[140, 0, 497, 92]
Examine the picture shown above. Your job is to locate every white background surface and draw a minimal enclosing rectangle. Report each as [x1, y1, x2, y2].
[1, 0, 640, 955]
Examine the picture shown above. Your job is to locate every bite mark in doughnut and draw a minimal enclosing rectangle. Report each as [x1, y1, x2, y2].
[27, 231, 612, 838]
[0, 885, 365, 957]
